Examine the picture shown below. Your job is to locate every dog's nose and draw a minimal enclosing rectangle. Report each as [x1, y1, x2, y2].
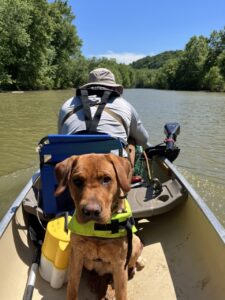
[82, 203, 102, 220]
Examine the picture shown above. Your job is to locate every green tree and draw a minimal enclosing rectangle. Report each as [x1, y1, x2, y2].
[131, 51, 183, 70]
[217, 50, 225, 79]
[49, 0, 82, 89]
[22, 0, 55, 89]
[134, 69, 156, 88]
[0, 0, 32, 88]
[71, 55, 89, 87]
[175, 36, 209, 90]
[0, 0, 83, 90]
[118, 64, 131, 87]
[203, 66, 225, 92]
[154, 60, 179, 90]
[207, 28, 225, 69]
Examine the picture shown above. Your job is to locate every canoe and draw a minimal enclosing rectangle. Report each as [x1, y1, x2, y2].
[0, 134, 225, 300]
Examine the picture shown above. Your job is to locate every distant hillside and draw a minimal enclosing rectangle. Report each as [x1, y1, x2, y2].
[131, 50, 183, 69]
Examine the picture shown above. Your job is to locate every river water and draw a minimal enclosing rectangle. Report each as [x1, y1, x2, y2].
[0, 89, 225, 226]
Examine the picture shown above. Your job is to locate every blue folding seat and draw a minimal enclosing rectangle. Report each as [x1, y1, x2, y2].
[38, 134, 123, 217]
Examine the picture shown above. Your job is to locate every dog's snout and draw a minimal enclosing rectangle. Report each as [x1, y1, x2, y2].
[82, 203, 102, 220]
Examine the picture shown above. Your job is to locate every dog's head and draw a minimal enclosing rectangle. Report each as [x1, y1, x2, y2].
[55, 153, 132, 224]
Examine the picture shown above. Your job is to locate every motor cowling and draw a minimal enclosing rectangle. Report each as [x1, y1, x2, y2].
[164, 122, 180, 152]
[145, 122, 180, 162]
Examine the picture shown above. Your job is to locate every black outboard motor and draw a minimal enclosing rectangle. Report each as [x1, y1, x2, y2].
[164, 122, 180, 152]
[145, 122, 180, 162]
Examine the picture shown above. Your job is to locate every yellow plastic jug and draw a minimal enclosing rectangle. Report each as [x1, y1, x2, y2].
[39, 216, 71, 288]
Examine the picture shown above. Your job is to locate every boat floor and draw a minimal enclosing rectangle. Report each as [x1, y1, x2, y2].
[128, 177, 186, 218]
[1, 196, 225, 300]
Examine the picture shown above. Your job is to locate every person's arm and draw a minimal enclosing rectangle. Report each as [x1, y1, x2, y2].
[58, 108, 64, 134]
[129, 104, 151, 149]
[57, 97, 74, 134]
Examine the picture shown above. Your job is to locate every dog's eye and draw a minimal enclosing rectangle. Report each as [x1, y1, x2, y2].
[73, 178, 84, 187]
[102, 176, 111, 185]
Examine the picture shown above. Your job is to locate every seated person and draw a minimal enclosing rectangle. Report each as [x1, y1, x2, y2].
[58, 67, 151, 168]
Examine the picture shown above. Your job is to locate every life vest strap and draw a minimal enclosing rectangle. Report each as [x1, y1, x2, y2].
[94, 217, 135, 269]
[94, 216, 135, 234]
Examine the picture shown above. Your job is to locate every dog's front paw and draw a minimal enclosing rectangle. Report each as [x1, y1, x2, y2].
[104, 284, 115, 300]
[136, 256, 146, 271]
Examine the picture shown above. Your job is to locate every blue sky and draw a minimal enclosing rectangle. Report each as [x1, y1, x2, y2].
[68, 0, 225, 64]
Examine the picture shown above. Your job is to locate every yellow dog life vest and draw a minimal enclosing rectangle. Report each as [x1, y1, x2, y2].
[68, 199, 137, 238]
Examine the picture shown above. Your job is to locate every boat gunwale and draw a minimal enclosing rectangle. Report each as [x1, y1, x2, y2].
[0, 170, 40, 238]
[164, 158, 225, 244]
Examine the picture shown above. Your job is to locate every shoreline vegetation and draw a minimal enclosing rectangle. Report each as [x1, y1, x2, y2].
[1, 0, 225, 93]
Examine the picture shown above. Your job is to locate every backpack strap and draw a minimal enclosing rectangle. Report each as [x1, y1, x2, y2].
[82, 89, 111, 132]
[61, 89, 128, 135]
[80, 89, 92, 131]
[104, 107, 128, 136]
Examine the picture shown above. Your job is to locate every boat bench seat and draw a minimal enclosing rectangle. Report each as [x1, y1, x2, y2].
[38, 134, 123, 217]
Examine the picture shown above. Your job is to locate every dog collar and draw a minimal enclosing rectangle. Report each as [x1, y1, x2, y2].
[68, 199, 137, 238]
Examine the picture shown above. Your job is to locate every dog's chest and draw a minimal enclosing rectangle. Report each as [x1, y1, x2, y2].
[74, 235, 127, 274]
[83, 239, 114, 274]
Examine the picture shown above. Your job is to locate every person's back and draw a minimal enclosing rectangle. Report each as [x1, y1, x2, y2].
[58, 68, 150, 155]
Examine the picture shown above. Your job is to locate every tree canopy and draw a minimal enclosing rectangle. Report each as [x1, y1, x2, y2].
[131, 51, 183, 70]
[0, 0, 83, 90]
[132, 30, 225, 92]
[0, 0, 225, 92]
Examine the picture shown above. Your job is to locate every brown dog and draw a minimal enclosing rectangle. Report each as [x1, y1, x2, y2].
[55, 153, 144, 300]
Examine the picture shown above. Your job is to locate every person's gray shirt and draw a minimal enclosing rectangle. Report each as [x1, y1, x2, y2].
[58, 94, 150, 149]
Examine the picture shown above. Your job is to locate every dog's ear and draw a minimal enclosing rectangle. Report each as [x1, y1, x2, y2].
[54, 155, 78, 196]
[106, 154, 132, 193]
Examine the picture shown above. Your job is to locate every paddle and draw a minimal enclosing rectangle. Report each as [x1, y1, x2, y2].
[23, 225, 43, 300]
